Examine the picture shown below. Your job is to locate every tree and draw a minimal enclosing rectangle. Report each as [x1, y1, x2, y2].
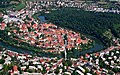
[41, 8, 120, 47]
[0, 18, 3, 22]
[72, 70, 79, 75]
[0, 59, 5, 64]
[54, 68, 60, 74]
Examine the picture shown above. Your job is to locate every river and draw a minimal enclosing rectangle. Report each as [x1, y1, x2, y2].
[0, 40, 33, 54]
[0, 38, 104, 58]
[79, 43, 104, 55]
[38, 16, 46, 23]
[0, 15, 104, 57]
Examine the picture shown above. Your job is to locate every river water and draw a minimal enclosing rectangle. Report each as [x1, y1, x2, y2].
[0, 40, 32, 54]
[38, 16, 46, 23]
[0, 15, 104, 56]
[0, 39, 104, 58]
[79, 43, 104, 55]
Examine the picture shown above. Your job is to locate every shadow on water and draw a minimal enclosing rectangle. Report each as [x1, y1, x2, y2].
[67, 42, 104, 59]
[79, 35, 104, 56]
[0, 40, 60, 58]
[79, 43, 104, 55]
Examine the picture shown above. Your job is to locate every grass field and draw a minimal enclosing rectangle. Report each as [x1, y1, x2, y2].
[33, 14, 38, 20]
[113, 24, 120, 29]
[113, 24, 120, 33]
[15, 2, 26, 11]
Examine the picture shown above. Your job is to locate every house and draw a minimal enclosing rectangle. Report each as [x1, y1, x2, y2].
[11, 65, 19, 75]
[109, 0, 120, 2]
[64, 72, 71, 75]
[4, 60, 11, 65]
[29, 66, 37, 70]
[86, 73, 92, 75]
[77, 66, 85, 73]
[37, 65, 43, 70]
[17, 55, 26, 60]
[23, 72, 42, 75]
[0, 12, 3, 18]
[76, 70, 84, 75]
[0, 64, 3, 70]
[0, 55, 2, 59]
[21, 66, 26, 71]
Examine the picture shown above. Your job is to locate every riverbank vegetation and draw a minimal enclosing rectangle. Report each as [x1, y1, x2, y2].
[15, 2, 26, 11]
[113, 24, 120, 37]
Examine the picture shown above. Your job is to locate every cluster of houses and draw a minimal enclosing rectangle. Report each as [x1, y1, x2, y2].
[38, 0, 91, 8]
[0, 19, 91, 53]
[25, 0, 120, 14]
[25, 0, 84, 8]
[0, 45, 119, 75]
[0, 0, 120, 75]
[23, 0, 97, 11]
[86, 7, 120, 14]
[0, 1, 92, 53]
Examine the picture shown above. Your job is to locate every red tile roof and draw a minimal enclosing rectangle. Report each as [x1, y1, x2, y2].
[13, 65, 18, 72]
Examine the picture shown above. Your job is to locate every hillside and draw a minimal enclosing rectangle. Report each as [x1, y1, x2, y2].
[40, 8, 120, 46]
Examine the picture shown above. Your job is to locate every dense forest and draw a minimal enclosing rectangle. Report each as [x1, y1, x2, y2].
[40, 8, 120, 47]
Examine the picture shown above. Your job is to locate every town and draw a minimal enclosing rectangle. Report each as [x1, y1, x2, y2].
[0, 43, 120, 75]
[0, 0, 94, 55]
[0, 0, 120, 75]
